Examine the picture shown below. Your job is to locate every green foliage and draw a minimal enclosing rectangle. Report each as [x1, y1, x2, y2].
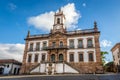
[104, 61, 114, 72]
[101, 51, 108, 65]
[105, 61, 113, 66]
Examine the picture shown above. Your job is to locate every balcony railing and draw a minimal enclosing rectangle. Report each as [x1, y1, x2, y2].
[69, 46, 75, 49]
[77, 45, 84, 48]
[67, 29, 96, 35]
[87, 44, 94, 48]
[42, 45, 68, 50]
[28, 48, 40, 52]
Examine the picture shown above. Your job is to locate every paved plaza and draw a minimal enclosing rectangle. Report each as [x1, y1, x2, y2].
[0, 74, 120, 80]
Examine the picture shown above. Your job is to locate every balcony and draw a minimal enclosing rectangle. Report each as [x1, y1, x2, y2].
[28, 48, 34, 52]
[42, 45, 68, 50]
[77, 45, 84, 49]
[69, 46, 75, 49]
[87, 44, 94, 48]
[28, 48, 41, 52]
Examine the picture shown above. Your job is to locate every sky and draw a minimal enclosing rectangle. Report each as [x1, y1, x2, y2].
[0, 0, 120, 62]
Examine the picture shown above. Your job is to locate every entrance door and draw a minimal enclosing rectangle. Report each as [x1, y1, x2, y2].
[51, 54, 55, 62]
[59, 54, 63, 62]
[0, 68, 4, 74]
[13, 68, 17, 75]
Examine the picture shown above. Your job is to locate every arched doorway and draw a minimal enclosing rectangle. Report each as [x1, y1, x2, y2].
[59, 54, 63, 62]
[51, 54, 55, 62]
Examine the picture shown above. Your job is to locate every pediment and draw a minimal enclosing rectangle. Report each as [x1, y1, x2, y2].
[49, 32, 66, 39]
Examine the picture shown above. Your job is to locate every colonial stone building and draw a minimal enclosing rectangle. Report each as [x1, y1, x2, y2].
[20, 10, 103, 74]
[111, 43, 120, 72]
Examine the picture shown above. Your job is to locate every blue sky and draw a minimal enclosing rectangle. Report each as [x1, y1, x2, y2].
[0, 0, 120, 62]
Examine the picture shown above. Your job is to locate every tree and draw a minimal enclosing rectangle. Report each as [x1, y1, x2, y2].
[101, 51, 108, 65]
[104, 61, 114, 72]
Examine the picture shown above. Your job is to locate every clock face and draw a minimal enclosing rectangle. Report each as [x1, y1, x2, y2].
[56, 26, 60, 29]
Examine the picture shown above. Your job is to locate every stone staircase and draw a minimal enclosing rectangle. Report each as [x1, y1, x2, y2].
[29, 63, 40, 72]
[64, 61, 82, 73]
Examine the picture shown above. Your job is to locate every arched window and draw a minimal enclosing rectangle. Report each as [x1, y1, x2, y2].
[87, 39, 93, 48]
[89, 53, 93, 61]
[59, 54, 63, 61]
[60, 41, 63, 47]
[57, 18, 60, 24]
[51, 54, 55, 62]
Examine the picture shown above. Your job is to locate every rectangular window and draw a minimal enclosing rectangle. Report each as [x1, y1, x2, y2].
[36, 42, 40, 51]
[89, 53, 94, 61]
[87, 39, 93, 48]
[34, 54, 38, 62]
[78, 40, 83, 48]
[118, 52, 119, 58]
[43, 41, 47, 48]
[69, 53, 74, 62]
[28, 55, 32, 63]
[29, 43, 33, 51]
[60, 41, 63, 47]
[113, 56, 115, 61]
[52, 42, 56, 47]
[79, 53, 83, 61]
[41, 54, 46, 62]
[69, 40, 74, 49]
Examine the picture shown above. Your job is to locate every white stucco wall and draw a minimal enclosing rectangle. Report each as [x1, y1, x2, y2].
[28, 40, 49, 51]
[67, 36, 95, 48]
[3, 63, 21, 75]
[3, 63, 12, 74]
[26, 51, 47, 63]
[56, 63, 64, 73]
[67, 49, 96, 62]
[26, 39, 48, 63]
[11, 64, 21, 74]
[67, 36, 96, 62]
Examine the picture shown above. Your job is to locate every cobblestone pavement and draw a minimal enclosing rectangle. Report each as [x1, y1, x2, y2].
[0, 74, 120, 80]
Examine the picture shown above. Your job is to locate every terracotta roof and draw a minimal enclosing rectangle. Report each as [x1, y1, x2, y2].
[111, 43, 120, 52]
[0, 59, 22, 65]
[26, 28, 99, 40]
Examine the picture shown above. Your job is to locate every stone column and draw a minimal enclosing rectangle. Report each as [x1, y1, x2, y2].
[94, 34, 102, 63]
[20, 40, 29, 74]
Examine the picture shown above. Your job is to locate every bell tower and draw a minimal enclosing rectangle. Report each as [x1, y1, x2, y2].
[51, 9, 66, 34]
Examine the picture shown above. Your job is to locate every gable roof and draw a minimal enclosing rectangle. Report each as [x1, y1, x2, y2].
[0, 59, 22, 65]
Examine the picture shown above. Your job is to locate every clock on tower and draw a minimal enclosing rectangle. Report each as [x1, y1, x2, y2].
[51, 9, 66, 33]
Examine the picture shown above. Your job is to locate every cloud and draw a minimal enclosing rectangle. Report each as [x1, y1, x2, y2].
[100, 40, 112, 47]
[0, 43, 25, 62]
[8, 3, 17, 10]
[28, 3, 80, 31]
[82, 3, 86, 7]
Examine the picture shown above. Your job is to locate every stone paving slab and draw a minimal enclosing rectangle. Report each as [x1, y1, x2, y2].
[0, 74, 120, 80]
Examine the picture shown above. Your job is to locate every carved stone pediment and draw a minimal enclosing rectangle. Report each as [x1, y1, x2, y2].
[49, 32, 67, 39]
